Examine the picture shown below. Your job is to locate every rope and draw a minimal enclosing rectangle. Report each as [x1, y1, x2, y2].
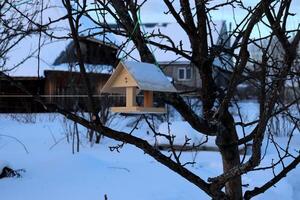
[120, 8, 141, 60]
[139, 14, 159, 66]
[120, 8, 159, 66]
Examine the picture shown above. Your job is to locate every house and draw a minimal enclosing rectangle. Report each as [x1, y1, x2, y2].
[50, 37, 122, 84]
[44, 70, 112, 111]
[0, 71, 113, 113]
[52, 21, 232, 93]
[53, 37, 119, 67]
[0, 36, 122, 113]
[109, 21, 233, 92]
[246, 36, 300, 100]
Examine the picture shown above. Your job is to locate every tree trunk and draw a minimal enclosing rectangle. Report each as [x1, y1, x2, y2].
[216, 111, 242, 200]
[219, 145, 242, 199]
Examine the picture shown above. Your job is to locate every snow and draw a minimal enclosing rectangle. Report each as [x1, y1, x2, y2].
[0, 102, 300, 199]
[157, 101, 260, 147]
[0, 114, 208, 199]
[158, 121, 213, 146]
[157, 120, 249, 150]
[244, 135, 300, 200]
[123, 61, 177, 92]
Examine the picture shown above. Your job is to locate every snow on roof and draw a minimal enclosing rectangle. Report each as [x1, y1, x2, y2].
[110, 21, 227, 63]
[5, 0, 70, 76]
[123, 61, 177, 92]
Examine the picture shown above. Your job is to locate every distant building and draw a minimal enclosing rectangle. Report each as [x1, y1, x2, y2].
[53, 37, 119, 67]
[0, 71, 112, 113]
[44, 70, 111, 111]
[52, 21, 233, 92]
[109, 21, 233, 92]
[0, 37, 119, 113]
[247, 35, 300, 100]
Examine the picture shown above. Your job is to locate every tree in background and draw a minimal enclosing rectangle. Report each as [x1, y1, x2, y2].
[0, 0, 42, 72]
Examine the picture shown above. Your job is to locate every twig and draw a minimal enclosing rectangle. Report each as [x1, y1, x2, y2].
[0, 134, 29, 154]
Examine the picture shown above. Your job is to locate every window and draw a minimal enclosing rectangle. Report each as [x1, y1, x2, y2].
[186, 68, 192, 79]
[177, 67, 192, 80]
[178, 68, 185, 80]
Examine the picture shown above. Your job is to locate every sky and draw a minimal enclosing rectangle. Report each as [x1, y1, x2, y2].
[4, 0, 300, 76]
[88, 0, 300, 35]
[139, 0, 300, 38]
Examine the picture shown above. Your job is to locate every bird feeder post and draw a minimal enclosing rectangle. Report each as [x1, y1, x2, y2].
[126, 87, 136, 107]
[143, 91, 153, 107]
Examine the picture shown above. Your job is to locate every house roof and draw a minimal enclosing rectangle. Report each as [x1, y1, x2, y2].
[80, 37, 118, 50]
[44, 69, 111, 77]
[0, 76, 43, 81]
[53, 37, 118, 66]
[109, 21, 228, 63]
[102, 61, 177, 93]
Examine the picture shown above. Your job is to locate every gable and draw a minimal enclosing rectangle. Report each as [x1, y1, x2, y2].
[111, 66, 137, 88]
[101, 62, 138, 93]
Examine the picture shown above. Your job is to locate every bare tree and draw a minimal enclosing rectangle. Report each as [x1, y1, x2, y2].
[1, 0, 300, 199]
[0, 0, 41, 72]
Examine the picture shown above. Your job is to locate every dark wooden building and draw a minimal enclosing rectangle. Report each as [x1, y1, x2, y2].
[44, 70, 112, 112]
[0, 71, 114, 113]
[0, 37, 122, 113]
[0, 77, 45, 113]
[53, 37, 118, 66]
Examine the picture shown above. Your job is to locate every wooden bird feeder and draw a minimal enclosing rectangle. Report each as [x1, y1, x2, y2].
[101, 61, 177, 114]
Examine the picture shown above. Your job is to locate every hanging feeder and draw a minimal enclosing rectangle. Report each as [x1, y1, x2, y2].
[101, 61, 177, 114]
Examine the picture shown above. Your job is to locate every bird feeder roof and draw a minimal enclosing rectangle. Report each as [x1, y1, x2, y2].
[102, 61, 177, 93]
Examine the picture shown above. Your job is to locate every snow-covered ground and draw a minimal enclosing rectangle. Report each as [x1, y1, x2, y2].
[0, 102, 300, 200]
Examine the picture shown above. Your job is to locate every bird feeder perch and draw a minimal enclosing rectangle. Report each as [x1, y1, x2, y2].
[101, 61, 177, 114]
